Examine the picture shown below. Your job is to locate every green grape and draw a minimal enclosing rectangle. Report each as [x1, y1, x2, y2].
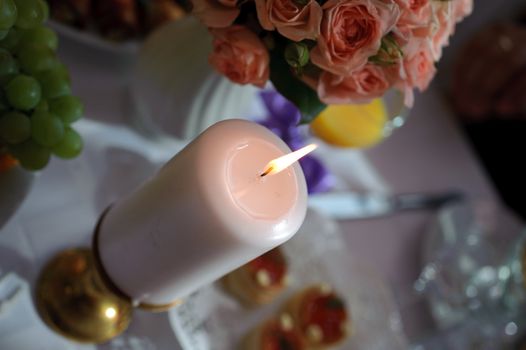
[5, 74, 41, 110]
[31, 110, 64, 146]
[0, 29, 8, 40]
[0, 26, 19, 50]
[9, 139, 50, 170]
[54, 63, 70, 83]
[14, 0, 45, 29]
[19, 26, 58, 51]
[0, 111, 31, 144]
[34, 98, 47, 111]
[0, 0, 16, 30]
[38, 0, 48, 22]
[51, 127, 82, 159]
[18, 44, 57, 74]
[0, 89, 8, 111]
[49, 95, 83, 124]
[36, 67, 70, 99]
[0, 71, 16, 85]
[35, 63, 70, 82]
[0, 47, 18, 83]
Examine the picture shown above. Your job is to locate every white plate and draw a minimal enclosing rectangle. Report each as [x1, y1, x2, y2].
[169, 209, 408, 350]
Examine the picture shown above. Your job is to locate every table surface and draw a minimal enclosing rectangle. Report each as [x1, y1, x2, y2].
[59, 19, 499, 294]
[49, 0, 526, 299]
[57, 26, 498, 345]
[3, 1, 524, 348]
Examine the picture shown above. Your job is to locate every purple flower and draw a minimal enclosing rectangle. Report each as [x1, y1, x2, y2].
[257, 90, 333, 194]
[299, 156, 334, 194]
[259, 90, 301, 126]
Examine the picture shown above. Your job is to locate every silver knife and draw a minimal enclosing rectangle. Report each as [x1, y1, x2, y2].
[308, 191, 464, 220]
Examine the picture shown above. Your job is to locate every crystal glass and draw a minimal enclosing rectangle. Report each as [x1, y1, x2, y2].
[404, 200, 526, 349]
[130, 17, 258, 142]
[382, 89, 409, 138]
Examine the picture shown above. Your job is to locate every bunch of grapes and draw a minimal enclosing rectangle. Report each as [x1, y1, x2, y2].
[0, 0, 83, 171]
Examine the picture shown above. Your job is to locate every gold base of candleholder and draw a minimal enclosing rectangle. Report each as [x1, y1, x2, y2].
[35, 209, 183, 343]
[35, 248, 133, 344]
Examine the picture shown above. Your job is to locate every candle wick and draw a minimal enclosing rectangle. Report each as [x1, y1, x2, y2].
[260, 167, 273, 177]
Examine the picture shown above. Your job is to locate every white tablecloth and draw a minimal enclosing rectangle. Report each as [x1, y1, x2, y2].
[2, 2, 517, 346]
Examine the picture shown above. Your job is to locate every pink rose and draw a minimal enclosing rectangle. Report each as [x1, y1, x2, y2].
[404, 38, 436, 91]
[453, 0, 473, 23]
[392, 23, 413, 48]
[427, 0, 472, 60]
[389, 38, 435, 107]
[255, 0, 322, 41]
[311, 0, 400, 75]
[300, 72, 319, 91]
[192, 0, 239, 28]
[318, 64, 390, 104]
[394, 0, 432, 32]
[209, 26, 270, 87]
[429, 1, 455, 60]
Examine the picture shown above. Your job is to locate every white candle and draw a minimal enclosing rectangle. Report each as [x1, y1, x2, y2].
[97, 119, 308, 306]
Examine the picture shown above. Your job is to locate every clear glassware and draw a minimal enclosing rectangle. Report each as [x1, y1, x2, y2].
[130, 17, 259, 142]
[404, 200, 526, 349]
[382, 89, 410, 138]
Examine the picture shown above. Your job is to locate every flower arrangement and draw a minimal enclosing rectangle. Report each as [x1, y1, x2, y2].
[193, 0, 473, 122]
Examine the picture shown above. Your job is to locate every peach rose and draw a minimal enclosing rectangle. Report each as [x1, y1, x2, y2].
[192, 0, 239, 28]
[453, 0, 473, 23]
[300, 72, 319, 91]
[318, 64, 390, 104]
[255, 0, 322, 41]
[389, 38, 435, 107]
[429, 1, 455, 60]
[311, 0, 400, 75]
[209, 26, 270, 87]
[404, 38, 436, 91]
[394, 0, 432, 33]
[392, 23, 413, 48]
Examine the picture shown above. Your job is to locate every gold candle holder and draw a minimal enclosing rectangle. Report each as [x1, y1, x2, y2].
[35, 210, 181, 344]
[35, 248, 132, 343]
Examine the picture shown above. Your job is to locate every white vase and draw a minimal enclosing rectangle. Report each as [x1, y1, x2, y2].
[130, 17, 259, 141]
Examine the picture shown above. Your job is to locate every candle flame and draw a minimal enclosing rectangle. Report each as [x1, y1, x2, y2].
[261, 144, 318, 177]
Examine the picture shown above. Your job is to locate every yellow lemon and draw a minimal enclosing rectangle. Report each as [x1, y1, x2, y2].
[311, 98, 388, 148]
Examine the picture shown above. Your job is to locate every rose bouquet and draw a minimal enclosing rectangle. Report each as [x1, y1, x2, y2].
[192, 0, 473, 122]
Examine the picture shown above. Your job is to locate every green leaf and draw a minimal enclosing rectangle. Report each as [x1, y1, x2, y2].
[269, 49, 326, 124]
[369, 32, 403, 66]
